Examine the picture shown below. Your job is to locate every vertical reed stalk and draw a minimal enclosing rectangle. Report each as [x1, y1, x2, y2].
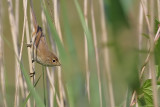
[157, 0, 160, 20]
[29, 0, 36, 86]
[0, 0, 7, 106]
[47, 1, 56, 106]
[150, 0, 158, 106]
[42, 0, 62, 106]
[23, 1, 36, 106]
[147, 0, 152, 80]
[53, 0, 65, 106]
[49, 70, 55, 107]
[90, 0, 102, 106]
[18, 0, 28, 101]
[47, 21, 56, 107]
[25, 9, 32, 107]
[0, 40, 7, 107]
[138, 0, 144, 61]
[41, 7, 50, 106]
[47, 30, 56, 107]
[99, 0, 115, 106]
[42, 6, 56, 106]
[0, 38, 7, 107]
[46, 67, 61, 106]
[46, 68, 55, 107]
[41, 6, 56, 106]
[52, 0, 63, 42]
[14, 0, 23, 104]
[140, 0, 150, 29]
[15, 0, 19, 38]
[29, 5, 36, 106]
[23, 0, 31, 106]
[155, 0, 160, 42]
[135, 96, 138, 107]
[130, 1, 144, 106]
[83, 0, 90, 102]
[7, 0, 21, 106]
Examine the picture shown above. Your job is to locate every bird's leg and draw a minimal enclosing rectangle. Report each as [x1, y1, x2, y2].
[26, 30, 38, 64]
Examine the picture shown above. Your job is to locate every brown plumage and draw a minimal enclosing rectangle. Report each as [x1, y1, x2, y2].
[27, 0, 60, 67]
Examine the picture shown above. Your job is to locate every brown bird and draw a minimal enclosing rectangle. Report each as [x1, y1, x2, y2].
[27, 0, 61, 67]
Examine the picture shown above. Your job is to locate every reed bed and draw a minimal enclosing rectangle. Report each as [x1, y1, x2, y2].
[0, 0, 7, 107]
[0, 0, 160, 107]
[83, 0, 90, 103]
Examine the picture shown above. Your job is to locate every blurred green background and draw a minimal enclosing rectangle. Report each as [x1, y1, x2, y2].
[0, 0, 160, 107]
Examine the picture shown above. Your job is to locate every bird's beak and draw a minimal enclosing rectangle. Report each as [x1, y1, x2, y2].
[57, 62, 61, 66]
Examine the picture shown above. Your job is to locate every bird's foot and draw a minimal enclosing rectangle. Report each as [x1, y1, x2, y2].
[29, 71, 35, 77]
[32, 59, 34, 63]
[26, 43, 32, 48]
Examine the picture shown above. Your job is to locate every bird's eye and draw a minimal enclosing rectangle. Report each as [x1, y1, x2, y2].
[52, 60, 56, 62]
